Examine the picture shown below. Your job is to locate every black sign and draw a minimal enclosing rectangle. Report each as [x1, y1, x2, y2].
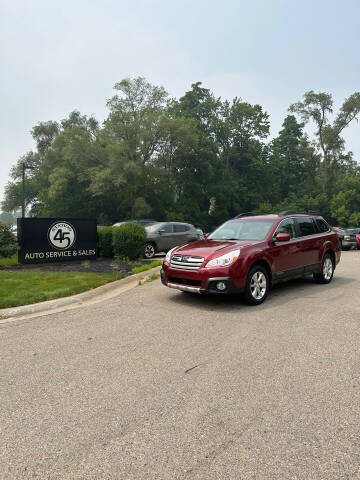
[17, 218, 97, 264]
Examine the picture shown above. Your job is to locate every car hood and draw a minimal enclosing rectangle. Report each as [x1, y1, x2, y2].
[172, 239, 257, 259]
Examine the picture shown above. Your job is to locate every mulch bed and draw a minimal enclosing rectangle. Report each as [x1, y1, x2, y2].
[0, 256, 163, 275]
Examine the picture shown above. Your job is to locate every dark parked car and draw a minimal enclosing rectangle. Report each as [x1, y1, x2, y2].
[144, 222, 199, 258]
[340, 227, 360, 250]
[161, 211, 341, 305]
[113, 219, 158, 227]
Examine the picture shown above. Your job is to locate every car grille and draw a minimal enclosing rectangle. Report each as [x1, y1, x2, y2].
[168, 277, 202, 287]
[170, 255, 204, 271]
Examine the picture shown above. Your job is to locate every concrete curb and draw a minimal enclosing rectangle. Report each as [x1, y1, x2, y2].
[0, 266, 162, 324]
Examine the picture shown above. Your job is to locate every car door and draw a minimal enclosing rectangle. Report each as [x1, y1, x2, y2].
[173, 224, 192, 247]
[157, 223, 175, 251]
[294, 216, 321, 269]
[270, 217, 304, 279]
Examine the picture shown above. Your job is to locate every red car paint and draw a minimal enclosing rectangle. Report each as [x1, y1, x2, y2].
[161, 213, 341, 299]
[356, 234, 360, 248]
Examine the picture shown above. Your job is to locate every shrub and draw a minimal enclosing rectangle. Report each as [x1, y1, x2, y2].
[97, 226, 113, 258]
[0, 222, 18, 258]
[112, 222, 147, 260]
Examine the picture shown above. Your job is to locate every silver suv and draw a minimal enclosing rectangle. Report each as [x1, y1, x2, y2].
[144, 222, 199, 258]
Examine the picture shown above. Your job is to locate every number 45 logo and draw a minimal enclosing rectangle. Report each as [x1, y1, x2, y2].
[48, 222, 76, 250]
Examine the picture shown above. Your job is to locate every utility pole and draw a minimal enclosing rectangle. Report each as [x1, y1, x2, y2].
[22, 162, 25, 218]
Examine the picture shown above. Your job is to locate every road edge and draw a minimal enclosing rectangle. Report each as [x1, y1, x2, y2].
[0, 266, 162, 324]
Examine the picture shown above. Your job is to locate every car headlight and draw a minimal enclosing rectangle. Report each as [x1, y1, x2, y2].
[165, 247, 177, 263]
[344, 236, 351, 240]
[205, 249, 240, 268]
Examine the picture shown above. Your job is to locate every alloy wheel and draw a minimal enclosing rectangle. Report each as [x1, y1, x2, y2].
[250, 271, 267, 300]
[145, 244, 155, 258]
[323, 257, 333, 281]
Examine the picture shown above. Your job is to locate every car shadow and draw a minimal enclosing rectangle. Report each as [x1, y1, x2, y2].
[167, 275, 356, 312]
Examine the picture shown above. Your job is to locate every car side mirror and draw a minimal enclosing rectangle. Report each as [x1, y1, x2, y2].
[275, 232, 290, 242]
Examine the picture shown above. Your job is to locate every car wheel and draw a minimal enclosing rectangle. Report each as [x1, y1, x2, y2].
[144, 243, 156, 259]
[313, 253, 334, 284]
[342, 245, 350, 251]
[244, 266, 269, 305]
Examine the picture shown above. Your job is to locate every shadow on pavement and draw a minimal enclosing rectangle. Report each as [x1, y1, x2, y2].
[167, 274, 356, 312]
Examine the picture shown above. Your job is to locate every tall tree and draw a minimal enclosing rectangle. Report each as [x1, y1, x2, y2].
[290, 90, 360, 191]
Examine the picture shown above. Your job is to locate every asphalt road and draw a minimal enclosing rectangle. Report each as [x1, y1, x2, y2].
[1, 251, 360, 479]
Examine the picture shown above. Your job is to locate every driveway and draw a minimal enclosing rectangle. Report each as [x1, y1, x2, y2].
[1, 252, 360, 479]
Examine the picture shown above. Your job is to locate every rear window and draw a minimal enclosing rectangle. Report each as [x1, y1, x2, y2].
[297, 217, 316, 236]
[315, 218, 329, 233]
[174, 224, 190, 232]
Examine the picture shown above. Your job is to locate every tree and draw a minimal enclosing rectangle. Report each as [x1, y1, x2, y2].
[131, 197, 152, 218]
[0, 223, 17, 258]
[290, 91, 360, 192]
[0, 212, 16, 226]
[3, 78, 360, 229]
[331, 175, 360, 226]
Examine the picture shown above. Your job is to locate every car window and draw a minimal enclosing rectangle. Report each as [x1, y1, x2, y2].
[174, 224, 189, 233]
[315, 218, 329, 233]
[275, 218, 297, 239]
[297, 217, 316, 236]
[160, 223, 174, 233]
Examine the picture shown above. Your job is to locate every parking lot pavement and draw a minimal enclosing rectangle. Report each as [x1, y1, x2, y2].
[1, 252, 360, 479]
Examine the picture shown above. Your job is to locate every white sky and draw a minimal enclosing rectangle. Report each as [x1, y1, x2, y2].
[1, 0, 359, 206]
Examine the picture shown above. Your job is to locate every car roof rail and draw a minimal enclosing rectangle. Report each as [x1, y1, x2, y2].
[307, 210, 319, 215]
[278, 210, 299, 216]
[235, 212, 255, 218]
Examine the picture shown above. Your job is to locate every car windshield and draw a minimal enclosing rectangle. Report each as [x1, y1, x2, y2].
[208, 219, 276, 241]
[344, 228, 360, 234]
[145, 223, 164, 233]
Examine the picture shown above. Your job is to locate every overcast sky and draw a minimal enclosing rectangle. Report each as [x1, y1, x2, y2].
[1, 0, 360, 206]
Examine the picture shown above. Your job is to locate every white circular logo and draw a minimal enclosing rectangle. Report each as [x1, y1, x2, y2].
[48, 222, 76, 250]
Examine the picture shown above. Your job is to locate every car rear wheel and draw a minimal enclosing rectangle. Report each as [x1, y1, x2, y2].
[313, 254, 334, 284]
[244, 266, 269, 305]
[144, 243, 156, 259]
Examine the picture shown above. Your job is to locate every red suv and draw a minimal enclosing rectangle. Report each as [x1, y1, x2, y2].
[161, 211, 341, 305]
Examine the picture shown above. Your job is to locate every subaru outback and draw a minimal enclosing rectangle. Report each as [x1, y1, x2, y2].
[161, 212, 341, 305]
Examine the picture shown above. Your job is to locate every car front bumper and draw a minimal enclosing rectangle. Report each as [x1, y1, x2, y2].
[160, 268, 244, 295]
[342, 240, 357, 248]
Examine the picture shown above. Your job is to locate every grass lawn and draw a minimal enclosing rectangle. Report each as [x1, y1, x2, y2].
[132, 260, 161, 274]
[0, 272, 121, 309]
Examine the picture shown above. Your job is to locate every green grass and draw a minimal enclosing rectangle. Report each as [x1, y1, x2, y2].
[132, 260, 161, 275]
[0, 254, 19, 268]
[0, 272, 121, 309]
[138, 273, 161, 286]
[146, 273, 161, 283]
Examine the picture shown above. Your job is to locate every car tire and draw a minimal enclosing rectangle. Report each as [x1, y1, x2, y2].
[342, 245, 350, 251]
[313, 253, 334, 284]
[244, 265, 269, 305]
[144, 242, 156, 259]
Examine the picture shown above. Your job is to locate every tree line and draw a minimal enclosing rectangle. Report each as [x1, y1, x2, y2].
[3, 77, 360, 230]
